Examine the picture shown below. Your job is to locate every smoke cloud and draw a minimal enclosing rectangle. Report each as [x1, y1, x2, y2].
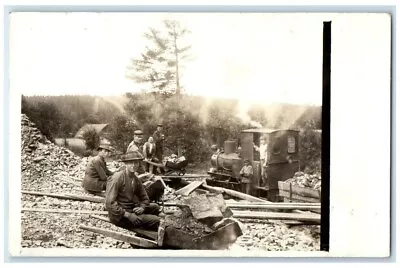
[236, 101, 263, 128]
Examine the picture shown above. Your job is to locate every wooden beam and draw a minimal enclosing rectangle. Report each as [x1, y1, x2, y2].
[22, 208, 108, 215]
[225, 203, 320, 211]
[89, 215, 158, 240]
[202, 183, 271, 203]
[225, 201, 321, 206]
[161, 175, 208, 179]
[21, 190, 105, 203]
[232, 211, 320, 223]
[175, 180, 204, 196]
[79, 224, 158, 248]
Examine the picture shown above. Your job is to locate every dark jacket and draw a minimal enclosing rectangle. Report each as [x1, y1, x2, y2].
[152, 130, 164, 153]
[105, 167, 150, 223]
[82, 155, 112, 192]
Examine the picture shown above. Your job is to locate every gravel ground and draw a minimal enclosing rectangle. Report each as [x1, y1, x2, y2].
[20, 114, 320, 251]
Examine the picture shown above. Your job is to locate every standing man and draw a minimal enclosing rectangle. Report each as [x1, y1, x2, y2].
[82, 143, 114, 195]
[253, 135, 269, 186]
[105, 151, 161, 231]
[153, 123, 165, 163]
[143, 136, 157, 173]
[126, 130, 144, 154]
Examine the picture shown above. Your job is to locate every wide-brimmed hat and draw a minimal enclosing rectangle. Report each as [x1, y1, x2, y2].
[98, 143, 112, 152]
[120, 151, 144, 162]
[157, 123, 163, 127]
[243, 159, 250, 164]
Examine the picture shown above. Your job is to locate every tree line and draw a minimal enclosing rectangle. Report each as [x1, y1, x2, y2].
[21, 19, 322, 173]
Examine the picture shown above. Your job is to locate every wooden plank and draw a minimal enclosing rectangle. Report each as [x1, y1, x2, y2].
[232, 211, 320, 223]
[89, 215, 158, 240]
[161, 175, 208, 179]
[226, 203, 320, 211]
[175, 180, 204, 196]
[203, 184, 271, 203]
[163, 201, 320, 211]
[22, 208, 108, 215]
[278, 181, 321, 199]
[79, 224, 158, 248]
[282, 221, 321, 226]
[225, 201, 321, 206]
[22, 190, 105, 203]
[279, 190, 321, 203]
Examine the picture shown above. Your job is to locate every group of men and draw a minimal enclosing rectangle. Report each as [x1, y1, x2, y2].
[81, 124, 166, 232]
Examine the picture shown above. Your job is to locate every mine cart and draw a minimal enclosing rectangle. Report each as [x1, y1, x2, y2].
[143, 158, 189, 176]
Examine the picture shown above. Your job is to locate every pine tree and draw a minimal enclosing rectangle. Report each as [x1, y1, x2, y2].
[126, 20, 191, 95]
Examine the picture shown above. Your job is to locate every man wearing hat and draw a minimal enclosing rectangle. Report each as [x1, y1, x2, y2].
[153, 123, 165, 163]
[105, 151, 161, 231]
[126, 129, 144, 154]
[82, 143, 114, 194]
[239, 159, 253, 195]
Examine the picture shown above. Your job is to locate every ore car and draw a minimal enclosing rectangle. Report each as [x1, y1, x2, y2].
[207, 128, 300, 201]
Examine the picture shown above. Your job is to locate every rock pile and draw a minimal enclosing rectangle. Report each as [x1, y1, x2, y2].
[232, 219, 320, 251]
[285, 172, 322, 190]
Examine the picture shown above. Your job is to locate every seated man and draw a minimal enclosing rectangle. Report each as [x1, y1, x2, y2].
[82, 143, 113, 195]
[105, 151, 161, 231]
[239, 159, 253, 195]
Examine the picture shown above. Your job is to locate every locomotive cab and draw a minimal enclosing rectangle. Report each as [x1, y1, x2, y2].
[240, 128, 300, 200]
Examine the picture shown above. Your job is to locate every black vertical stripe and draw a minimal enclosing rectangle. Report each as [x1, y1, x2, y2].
[321, 21, 331, 252]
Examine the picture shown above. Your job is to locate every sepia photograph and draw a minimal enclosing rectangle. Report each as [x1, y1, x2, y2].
[7, 11, 391, 257]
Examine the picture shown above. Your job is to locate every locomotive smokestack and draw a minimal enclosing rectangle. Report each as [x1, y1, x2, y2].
[224, 140, 237, 154]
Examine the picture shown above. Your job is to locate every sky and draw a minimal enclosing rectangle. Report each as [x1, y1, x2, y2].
[8, 12, 387, 105]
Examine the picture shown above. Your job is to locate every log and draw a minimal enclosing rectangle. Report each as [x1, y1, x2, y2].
[278, 181, 321, 199]
[79, 224, 158, 248]
[89, 215, 158, 240]
[175, 180, 204, 196]
[232, 211, 320, 223]
[22, 208, 108, 215]
[21, 190, 105, 203]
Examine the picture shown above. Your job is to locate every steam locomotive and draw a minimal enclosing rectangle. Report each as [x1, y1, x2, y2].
[207, 128, 300, 201]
